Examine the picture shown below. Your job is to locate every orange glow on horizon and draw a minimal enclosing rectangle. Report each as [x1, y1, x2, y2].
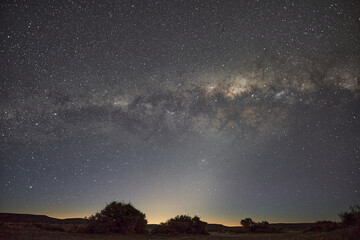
[8, 209, 323, 227]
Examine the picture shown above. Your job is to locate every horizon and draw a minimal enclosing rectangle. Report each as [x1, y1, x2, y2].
[0, 0, 359, 227]
[0, 205, 346, 227]
[0, 210, 343, 227]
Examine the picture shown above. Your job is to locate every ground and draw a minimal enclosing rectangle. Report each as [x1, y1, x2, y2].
[0, 222, 355, 240]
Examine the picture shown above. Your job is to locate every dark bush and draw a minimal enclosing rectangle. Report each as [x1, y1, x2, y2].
[84, 201, 147, 234]
[339, 205, 360, 227]
[240, 218, 255, 232]
[253, 221, 270, 233]
[339, 205, 360, 237]
[240, 218, 276, 233]
[151, 215, 208, 235]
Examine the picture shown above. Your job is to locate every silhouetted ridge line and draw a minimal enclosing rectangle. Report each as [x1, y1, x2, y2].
[0, 213, 87, 224]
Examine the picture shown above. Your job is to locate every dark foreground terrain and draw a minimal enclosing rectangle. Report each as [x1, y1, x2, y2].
[0, 213, 358, 240]
[1, 222, 358, 240]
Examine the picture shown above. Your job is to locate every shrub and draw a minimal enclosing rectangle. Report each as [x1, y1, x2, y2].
[151, 215, 208, 235]
[339, 205, 360, 227]
[339, 205, 360, 237]
[253, 221, 270, 233]
[84, 201, 147, 234]
[240, 218, 276, 233]
[240, 218, 255, 232]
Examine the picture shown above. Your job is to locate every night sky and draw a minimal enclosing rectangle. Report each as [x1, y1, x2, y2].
[1, 0, 359, 225]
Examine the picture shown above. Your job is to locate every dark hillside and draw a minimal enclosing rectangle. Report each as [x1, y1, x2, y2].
[0, 213, 87, 224]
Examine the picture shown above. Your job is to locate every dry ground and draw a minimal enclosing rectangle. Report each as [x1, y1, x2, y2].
[0, 223, 354, 240]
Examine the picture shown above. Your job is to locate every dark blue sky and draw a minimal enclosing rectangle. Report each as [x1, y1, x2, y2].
[0, 0, 359, 225]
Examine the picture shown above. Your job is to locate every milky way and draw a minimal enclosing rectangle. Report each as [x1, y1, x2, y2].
[0, 0, 359, 224]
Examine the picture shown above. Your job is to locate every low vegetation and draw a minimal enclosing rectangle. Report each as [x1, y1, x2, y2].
[338, 205, 360, 239]
[303, 220, 338, 233]
[82, 201, 147, 234]
[1, 204, 360, 239]
[151, 215, 208, 235]
[339, 205, 360, 227]
[240, 218, 278, 233]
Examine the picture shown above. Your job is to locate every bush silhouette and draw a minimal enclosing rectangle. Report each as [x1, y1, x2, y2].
[85, 201, 147, 234]
[240, 218, 274, 233]
[254, 220, 270, 233]
[240, 218, 255, 232]
[339, 205, 360, 227]
[151, 215, 208, 235]
[339, 205, 360, 237]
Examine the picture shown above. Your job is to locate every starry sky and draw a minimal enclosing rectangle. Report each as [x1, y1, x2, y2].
[0, 0, 359, 226]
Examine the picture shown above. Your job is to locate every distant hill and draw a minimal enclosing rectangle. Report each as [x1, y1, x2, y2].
[0, 213, 87, 224]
